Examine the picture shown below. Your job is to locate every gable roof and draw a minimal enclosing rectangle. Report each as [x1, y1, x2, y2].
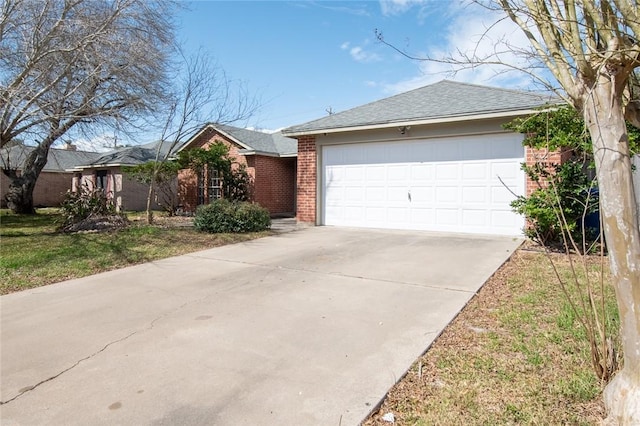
[1, 145, 101, 172]
[283, 80, 561, 136]
[182, 123, 297, 157]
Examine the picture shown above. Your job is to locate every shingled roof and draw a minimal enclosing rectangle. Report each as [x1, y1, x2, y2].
[183, 123, 297, 157]
[72, 140, 182, 169]
[1, 145, 101, 172]
[283, 80, 560, 135]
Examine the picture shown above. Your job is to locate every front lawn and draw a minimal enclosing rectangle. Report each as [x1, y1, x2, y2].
[0, 209, 270, 294]
[364, 250, 619, 425]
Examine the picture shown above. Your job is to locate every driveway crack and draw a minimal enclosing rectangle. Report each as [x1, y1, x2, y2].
[0, 331, 138, 405]
[2, 295, 206, 406]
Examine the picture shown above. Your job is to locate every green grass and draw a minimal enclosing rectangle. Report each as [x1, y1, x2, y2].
[364, 250, 620, 425]
[0, 209, 270, 294]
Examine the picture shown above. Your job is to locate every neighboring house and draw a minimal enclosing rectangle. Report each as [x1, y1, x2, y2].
[177, 123, 297, 216]
[71, 140, 178, 211]
[71, 124, 298, 215]
[283, 80, 563, 236]
[1, 144, 100, 208]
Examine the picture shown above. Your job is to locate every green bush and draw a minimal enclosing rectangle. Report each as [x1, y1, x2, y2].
[511, 160, 599, 247]
[194, 199, 271, 233]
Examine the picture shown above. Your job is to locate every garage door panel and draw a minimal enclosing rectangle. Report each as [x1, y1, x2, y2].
[410, 208, 434, 224]
[462, 187, 488, 203]
[462, 209, 488, 227]
[345, 187, 364, 201]
[365, 166, 385, 181]
[410, 164, 434, 180]
[388, 165, 409, 181]
[410, 187, 435, 203]
[436, 208, 458, 226]
[436, 163, 459, 180]
[344, 206, 364, 221]
[462, 163, 488, 180]
[491, 186, 517, 203]
[388, 207, 409, 223]
[388, 187, 408, 202]
[436, 186, 458, 203]
[322, 134, 525, 235]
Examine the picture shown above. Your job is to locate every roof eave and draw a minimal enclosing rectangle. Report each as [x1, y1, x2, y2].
[282, 107, 559, 137]
[179, 123, 253, 152]
[238, 149, 297, 158]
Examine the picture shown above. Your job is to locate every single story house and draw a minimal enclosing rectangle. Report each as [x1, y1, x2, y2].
[1, 144, 100, 208]
[177, 123, 297, 216]
[72, 124, 298, 215]
[70, 140, 175, 211]
[282, 80, 563, 236]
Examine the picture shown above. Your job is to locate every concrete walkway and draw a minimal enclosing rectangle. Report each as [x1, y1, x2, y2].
[1, 227, 521, 425]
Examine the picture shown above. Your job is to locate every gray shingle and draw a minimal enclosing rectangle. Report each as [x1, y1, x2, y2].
[283, 80, 560, 134]
[1, 145, 101, 172]
[207, 124, 297, 156]
[78, 140, 185, 168]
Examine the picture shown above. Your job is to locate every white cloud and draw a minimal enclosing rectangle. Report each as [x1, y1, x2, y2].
[383, 5, 556, 95]
[349, 46, 382, 63]
[342, 39, 382, 63]
[379, 0, 428, 16]
[60, 135, 120, 153]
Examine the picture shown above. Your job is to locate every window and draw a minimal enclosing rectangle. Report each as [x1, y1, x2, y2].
[208, 168, 221, 201]
[198, 167, 222, 205]
[96, 170, 108, 191]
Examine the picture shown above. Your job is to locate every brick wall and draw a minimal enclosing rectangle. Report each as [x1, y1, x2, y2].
[524, 146, 574, 195]
[176, 127, 296, 215]
[253, 156, 296, 215]
[295, 135, 317, 223]
[1, 171, 72, 208]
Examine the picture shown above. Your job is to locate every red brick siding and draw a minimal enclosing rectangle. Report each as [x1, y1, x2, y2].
[295, 135, 317, 223]
[177, 127, 255, 212]
[178, 168, 198, 212]
[524, 146, 574, 195]
[1, 171, 72, 207]
[253, 156, 296, 215]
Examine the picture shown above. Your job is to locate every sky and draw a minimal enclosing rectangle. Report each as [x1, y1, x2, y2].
[173, 0, 540, 133]
[69, 0, 545, 151]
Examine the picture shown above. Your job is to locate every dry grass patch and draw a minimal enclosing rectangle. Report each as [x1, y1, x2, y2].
[364, 250, 618, 426]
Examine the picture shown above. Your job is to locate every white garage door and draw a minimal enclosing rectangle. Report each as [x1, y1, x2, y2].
[322, 133, 525, 235]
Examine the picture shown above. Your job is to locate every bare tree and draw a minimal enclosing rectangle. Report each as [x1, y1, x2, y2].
[378, 1, 640, 422]
[136, 49, 260, 224]
[0, 0, 176, 213]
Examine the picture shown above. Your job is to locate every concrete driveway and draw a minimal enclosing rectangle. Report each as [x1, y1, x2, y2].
[1, 227, 521, 425]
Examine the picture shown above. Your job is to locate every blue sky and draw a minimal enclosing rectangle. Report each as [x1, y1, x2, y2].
[175, 0, 536, 132]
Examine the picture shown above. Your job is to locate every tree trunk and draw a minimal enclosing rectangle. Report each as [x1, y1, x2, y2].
[583, 77, 640, 424]
[145, 182, 154, 225]
[4, 143, 51, 214]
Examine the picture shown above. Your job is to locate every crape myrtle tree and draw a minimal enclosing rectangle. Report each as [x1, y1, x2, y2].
[496, 3, 640, 423]
[378, 1, 640, 422]
[0, 0, 176, 213]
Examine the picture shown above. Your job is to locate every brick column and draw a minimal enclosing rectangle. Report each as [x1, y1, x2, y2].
[525, 146, 574, 195]
[296, 135, 317, 224]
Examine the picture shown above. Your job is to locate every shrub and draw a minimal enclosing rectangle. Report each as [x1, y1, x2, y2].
[511, 160, 599, 248]
[194, 199, 271, 233]
[59, 185, 118, 225]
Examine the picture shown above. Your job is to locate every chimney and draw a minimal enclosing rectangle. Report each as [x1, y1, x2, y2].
[64, 143, 77, 151]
